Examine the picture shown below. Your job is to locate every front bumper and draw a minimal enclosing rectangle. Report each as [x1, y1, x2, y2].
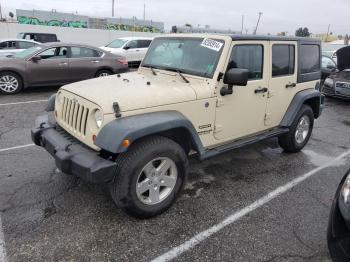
[31, 115, 117, 183]
[322, 83, 350, 99]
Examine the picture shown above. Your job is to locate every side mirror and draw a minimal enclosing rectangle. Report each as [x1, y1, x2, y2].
[31, 56, 42, 62]
[123, 46, 130, 50]
[224, 68, 249, 86]
[326, 64, 336, 70]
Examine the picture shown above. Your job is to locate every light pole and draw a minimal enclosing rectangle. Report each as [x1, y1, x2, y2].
[112, 0, 115, 17]
[253, 12, 263, 35]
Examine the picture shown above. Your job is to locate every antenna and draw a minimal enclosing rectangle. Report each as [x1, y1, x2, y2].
[253, 12, 263, 35]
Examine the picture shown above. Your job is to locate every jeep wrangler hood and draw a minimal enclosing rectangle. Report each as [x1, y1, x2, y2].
[60, 72, 197, 114]
[336, 46, 350, 71]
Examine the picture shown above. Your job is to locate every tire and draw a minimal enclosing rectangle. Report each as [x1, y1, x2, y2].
[278, 104, 314, 153]
[109, 136, 188, 218]
[95, 69, 112, 78]
[0, 71, 23, 95]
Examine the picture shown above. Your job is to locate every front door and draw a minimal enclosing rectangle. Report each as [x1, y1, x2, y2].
[214, 41, 270, 142]
[27, 46, 69, 85]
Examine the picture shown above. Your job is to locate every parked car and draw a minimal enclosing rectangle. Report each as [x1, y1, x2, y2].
[327, 169, 350, 262]
[32, 34, 323, 218]
[0, 43, 128, 94]
[100, 37, 153, 67]
[321, 55, 337, 80]
[322, 46, 350, 99]
[17, 32, 59, 43]
[0, 38, 40, 57]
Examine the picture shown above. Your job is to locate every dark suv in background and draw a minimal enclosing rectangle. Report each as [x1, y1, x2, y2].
[18, 33, 59, 43]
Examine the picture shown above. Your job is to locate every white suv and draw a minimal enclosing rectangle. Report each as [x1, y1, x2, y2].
[100, 37, 153, 67]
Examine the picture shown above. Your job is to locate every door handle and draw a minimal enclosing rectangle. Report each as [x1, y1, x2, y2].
[286, 82, 296, 88]
[254, 87, 268, 94]
[58, 62, 67, 66]
[91, 60, 100, 63]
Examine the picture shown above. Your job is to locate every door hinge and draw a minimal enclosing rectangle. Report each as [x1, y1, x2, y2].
[216, 98, 224, 107]
[214, 124, 223, 133]
[267, 90, 273, 98]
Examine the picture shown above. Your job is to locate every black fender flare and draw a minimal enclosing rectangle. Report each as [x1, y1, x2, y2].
[280, 89, 323, 127]
[95, 111, 205, 154]
[46, 94, 56, 112]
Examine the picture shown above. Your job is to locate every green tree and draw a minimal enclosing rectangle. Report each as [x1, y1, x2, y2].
[295, 27, 310, 37]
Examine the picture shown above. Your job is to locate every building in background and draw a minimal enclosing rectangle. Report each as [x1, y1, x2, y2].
[171, 24, 240, 34]
[16, 9, 164, 33]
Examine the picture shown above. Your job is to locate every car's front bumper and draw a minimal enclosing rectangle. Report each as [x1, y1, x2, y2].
[322, 83, 350, 99]
[31, 115, 117, 183]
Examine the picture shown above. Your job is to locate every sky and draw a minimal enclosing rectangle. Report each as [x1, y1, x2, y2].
[1, 0, 349, 35]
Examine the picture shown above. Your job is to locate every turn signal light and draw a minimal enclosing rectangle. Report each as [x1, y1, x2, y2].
[122, 139, 130, 148]
[92, 135, 97, 142]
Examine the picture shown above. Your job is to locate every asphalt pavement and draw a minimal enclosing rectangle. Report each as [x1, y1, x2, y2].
[0, 85, 350, 262]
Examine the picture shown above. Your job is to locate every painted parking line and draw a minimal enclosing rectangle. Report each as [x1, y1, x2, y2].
[0, 100, 48, 107]
[0, 214, 7, 262]
[152, 149, 350, 262]
[0, 144, 34, 153]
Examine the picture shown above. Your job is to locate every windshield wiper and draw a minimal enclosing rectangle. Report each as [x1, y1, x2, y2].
[142, 64, 157, 75]
[163, 67, 190, 83]
[176, 70, 190, 83]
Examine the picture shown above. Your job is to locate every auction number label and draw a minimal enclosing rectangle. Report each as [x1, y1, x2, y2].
[201, 38, 223, 52]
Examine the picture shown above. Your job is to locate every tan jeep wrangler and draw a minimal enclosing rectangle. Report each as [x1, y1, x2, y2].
[32, 34, 324, 218]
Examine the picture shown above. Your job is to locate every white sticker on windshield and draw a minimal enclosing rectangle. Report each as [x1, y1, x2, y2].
[201, 38, 223, 52]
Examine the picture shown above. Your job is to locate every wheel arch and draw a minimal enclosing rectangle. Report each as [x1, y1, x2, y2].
[95, 111, 204, 156]
[280, 89, 323, 127]
[95, 67, 114, 76]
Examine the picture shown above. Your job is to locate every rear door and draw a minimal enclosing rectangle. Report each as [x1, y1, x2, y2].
[26, 46, 69, 85]
[265, 42, 297, 127]
[68, 46, 102, 81]
[136, 40, 152, 61]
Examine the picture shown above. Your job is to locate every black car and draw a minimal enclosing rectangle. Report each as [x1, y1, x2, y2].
[328, 169, 350, 261]
[322, 46, 350, 99]
[321, 55, 337, 80]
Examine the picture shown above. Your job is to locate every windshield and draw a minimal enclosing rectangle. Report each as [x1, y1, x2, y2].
[14, 46, 42, 58]
[141, 37, 224, 78]
[107, 39, 127, 48]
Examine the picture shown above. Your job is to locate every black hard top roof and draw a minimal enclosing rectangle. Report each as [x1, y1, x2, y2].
[229, 34, 320, 43]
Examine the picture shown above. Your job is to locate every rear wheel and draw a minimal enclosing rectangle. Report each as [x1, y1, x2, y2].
[109, 136, 188, 218]
[95, 70, 112, 78]
[278, 105, 314, 153]
[0, 72, 23, 95]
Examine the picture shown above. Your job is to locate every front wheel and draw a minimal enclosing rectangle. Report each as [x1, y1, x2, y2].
[109, 136, 188, 218]
[0, 72, 23, 95]
[278, 105, 314, 153]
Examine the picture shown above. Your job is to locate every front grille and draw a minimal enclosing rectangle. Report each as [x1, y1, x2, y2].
[60, 96, 89, 136]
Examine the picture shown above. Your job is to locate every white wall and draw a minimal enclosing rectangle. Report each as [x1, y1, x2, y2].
[0, 22, 161, 47]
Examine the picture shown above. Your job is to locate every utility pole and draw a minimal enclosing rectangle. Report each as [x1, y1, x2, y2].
[112, 0, 115, 17]
[143, 4, 145, 21]
[241, 15, 244, 34]
[253, 12, 263, 35]
[0, 3, 2, 20]
[326, 24, 331, 42]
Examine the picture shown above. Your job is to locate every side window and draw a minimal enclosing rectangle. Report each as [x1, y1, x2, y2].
[70, 47, 99, 58]
[17, 41, 35, 49]
[4, 41, 16, 49]
[0, 42, 7, 49]
[138, 40, 152, 48]
[39, 47, 68, 59]
[321, 56, 336, 69]
[126, 40, 138, 49]
[228, 45, 263, 80]
[272, 44, 295, 77]
[300, 45, 320, 74]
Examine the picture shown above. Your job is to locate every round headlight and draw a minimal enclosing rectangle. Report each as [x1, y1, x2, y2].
[94, 109, 103, 128]
[324, 78, 334, 87]
[341, 174, 350, 205]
